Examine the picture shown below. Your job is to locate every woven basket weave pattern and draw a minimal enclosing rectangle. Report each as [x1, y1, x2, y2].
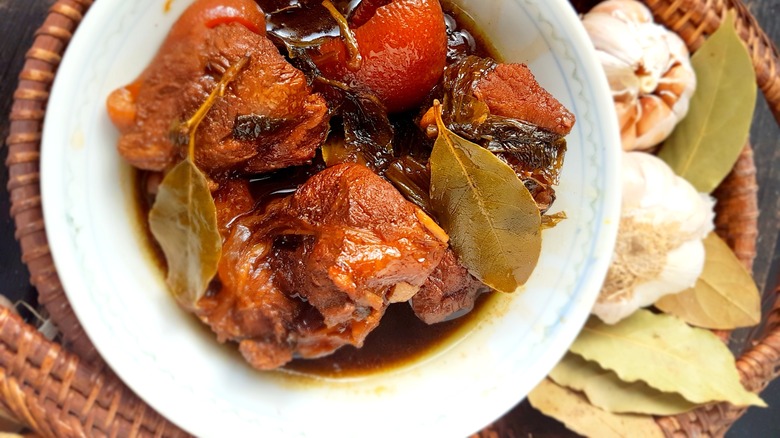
[0, 307, 184, 437]
[8, 0, 102, 366]
[3, 0, 778, 436]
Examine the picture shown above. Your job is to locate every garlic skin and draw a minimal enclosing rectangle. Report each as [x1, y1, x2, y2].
[583, 0, 696, 152]
[593, 152, 715, 324]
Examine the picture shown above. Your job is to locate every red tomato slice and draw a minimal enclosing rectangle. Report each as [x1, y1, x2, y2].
[316, 0, 447, 113]
[349, 0, 392, 27]
[174, 0, 266, 36]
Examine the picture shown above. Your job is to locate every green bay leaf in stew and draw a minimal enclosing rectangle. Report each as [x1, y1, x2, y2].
[429, 102, 542, 293]
[149, 56, 248, 311]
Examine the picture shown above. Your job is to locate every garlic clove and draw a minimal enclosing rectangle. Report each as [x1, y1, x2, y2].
[664, 29, 694, 66]
[635, 34, 671, 94]
[599, 51, 641, 98]
[657, 63, 696, 116]
[635, 95, 676, 150]
[616, 100, 640, 151]
[621, 127, 638, 153]
[615, 98, 638, 125]
[583, 13, 644, 68]
[591, 0, 654, 24]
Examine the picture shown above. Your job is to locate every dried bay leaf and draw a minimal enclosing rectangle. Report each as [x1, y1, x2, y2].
[655, 233, 761, 329]
[149, 160, 221, 311]
[658, 11, 757, 193]
[149, 57, 248, 310]
[528, 379, 664, 438]
[550, 353, 698, 415]
[570, 310, 765, 407]
[429, 103, 541, 293]
[542, 211, 567, 230]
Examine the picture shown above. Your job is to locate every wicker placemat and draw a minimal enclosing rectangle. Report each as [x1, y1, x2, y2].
[3, 0, 779, 436]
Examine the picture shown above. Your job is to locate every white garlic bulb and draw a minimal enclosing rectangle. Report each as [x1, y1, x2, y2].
[583, 0, 696, 151]
[593, 152, 715, 324]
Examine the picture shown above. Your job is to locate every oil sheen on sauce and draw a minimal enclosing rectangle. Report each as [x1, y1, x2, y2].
[135, 0, 501, 378]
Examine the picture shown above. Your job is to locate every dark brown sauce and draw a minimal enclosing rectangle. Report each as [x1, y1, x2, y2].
[257, 0, 346, 43]
[285, 294, 490, 377]
[133, 1, 502, 378]
[247, 161, 324, 201]
[134, 170, 167, 271]
[441, 1, 502, 62]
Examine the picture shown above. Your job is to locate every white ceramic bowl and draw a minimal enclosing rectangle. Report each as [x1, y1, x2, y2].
[41, 0, 620, 436]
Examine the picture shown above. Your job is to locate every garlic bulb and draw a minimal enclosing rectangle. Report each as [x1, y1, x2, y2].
[593, 152, 715, 324]
[583, 0, 696, 151]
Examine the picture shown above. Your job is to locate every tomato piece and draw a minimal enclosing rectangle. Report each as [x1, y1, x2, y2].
[172, 0, 265, 36]
[106, 81, 142, 131]
[349, 0, 392, 27]
[204, 16, 264, 34]
[316, 0, 447, 113]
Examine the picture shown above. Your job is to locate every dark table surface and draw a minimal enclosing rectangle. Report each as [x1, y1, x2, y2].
[1, 0, 778, 436]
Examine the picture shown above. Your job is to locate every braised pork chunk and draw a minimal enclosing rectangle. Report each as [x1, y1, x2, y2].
[107, 0, 330, 174]
[474, 63, 575, 136]
[411, 249, 489, 325]
[198, 163, 448, 369]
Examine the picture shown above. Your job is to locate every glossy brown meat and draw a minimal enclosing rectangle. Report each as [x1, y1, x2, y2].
[212, 178, 256, 235]
[199, 216, 303, 369]
[107, 0, 330, 174]
[474, 63, 575, 136]
[199, 164, 448, 369]
[411, 249, 489, 325]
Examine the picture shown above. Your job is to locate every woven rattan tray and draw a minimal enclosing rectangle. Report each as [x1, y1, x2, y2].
[4, 0, 779, 436]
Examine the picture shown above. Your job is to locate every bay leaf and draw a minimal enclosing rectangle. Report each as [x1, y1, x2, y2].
[542, 211, 567, 230]
[570, 310, 765, 407]
[658, 11, 757, 193]
[655, 233, 761, 329]
[149, 159, 221, 311]
[429, 103, 542, 293]
[528, 378, 664, 438]
[149, 56, 247, 311]
[550, 353, 698, 415]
